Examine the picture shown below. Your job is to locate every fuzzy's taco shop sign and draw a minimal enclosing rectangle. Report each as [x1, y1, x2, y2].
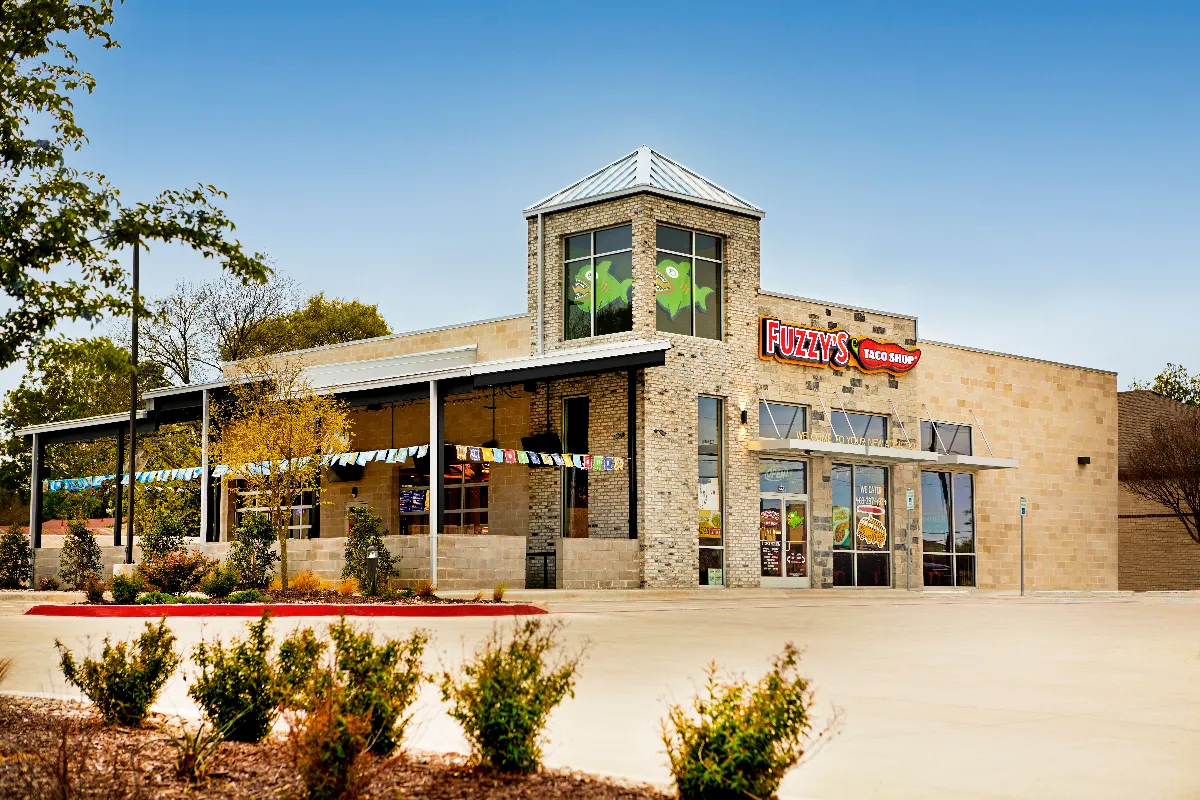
[759, 316, 921, 377]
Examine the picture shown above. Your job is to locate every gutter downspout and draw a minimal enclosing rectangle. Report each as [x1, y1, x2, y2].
[536, 212, 545, 355]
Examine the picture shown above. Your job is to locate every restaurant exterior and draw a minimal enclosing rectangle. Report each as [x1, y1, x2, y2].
[20, 147, 1120, 591]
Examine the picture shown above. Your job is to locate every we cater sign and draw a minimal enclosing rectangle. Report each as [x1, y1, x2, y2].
[759, 316, 920, 377]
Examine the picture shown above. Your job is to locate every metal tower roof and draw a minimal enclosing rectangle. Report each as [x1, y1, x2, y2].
[524, 146, 764, 219]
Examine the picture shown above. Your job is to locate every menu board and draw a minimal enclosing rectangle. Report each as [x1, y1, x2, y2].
[760, 541, 782, 576]
[398, 489, 428, 513]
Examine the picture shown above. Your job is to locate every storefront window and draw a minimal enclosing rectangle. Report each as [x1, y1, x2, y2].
[830, 412, 888, 445]
[921, 471, 975, 586]
[562, 397, 589, 538]
[396, 453, 490, 535]
[831, 463, 890, 586]
[759, 402, 807, 439]
[563, 224, 633, 340]
[656, 225, 722, 340]
[698, 396, 724, 585]
[759, 460, 808, 582]
[236, 487, 316, 539]
[759, 459, 807, 494]
[921, 421, 972, 455]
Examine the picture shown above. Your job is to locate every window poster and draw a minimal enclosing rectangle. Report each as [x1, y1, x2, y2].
[760, 502, 782, 577]
[832, 505, 851, 547]
[698, 478, 722, 544]
[854, 472, 888, 549]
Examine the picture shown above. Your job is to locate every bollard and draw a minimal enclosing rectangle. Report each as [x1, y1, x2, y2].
[366, 546, 378, 596]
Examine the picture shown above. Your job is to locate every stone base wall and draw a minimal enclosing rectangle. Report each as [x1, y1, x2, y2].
[34, 543, 144, 585]
[558, 537, 640, 589]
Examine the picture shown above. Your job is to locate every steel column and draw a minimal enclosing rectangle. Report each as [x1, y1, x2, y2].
[627, 368, 638, 539]
[28, 433, 43, 587]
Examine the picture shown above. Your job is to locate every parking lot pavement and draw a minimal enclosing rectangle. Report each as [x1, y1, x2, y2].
[3, 590, 1199, 799]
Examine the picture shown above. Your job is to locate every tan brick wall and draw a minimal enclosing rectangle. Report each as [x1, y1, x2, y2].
[1118, 486, 1200, 590]
[919, 342, 1118, 590]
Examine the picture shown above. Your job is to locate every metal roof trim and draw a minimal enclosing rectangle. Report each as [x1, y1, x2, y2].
[17, 410, 149, 438]
[469, 338, 671, 377]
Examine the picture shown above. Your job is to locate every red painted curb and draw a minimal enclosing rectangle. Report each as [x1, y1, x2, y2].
[25, 603, 547, 618]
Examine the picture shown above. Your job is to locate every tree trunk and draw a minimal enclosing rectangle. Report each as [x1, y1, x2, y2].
[278, 526, 289, 590]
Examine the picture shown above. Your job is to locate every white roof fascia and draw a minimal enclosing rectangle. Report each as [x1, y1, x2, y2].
[17, 410, 148, 438]
[935, 453, 1020, 470]
[302, 346, 477, 391]
[749, 438, 941, 464]
[470, 338, 670, 378]
[310, 365, 473, 397]
[143, 378, 233, 400]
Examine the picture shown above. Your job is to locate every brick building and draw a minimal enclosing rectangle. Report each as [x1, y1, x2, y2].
[22, 147, 1122, 591]
[1117, 390, 1200, 590]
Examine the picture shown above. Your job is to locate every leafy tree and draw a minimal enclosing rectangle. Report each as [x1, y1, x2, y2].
[0, 0, 270, 370]
[215, 360, 351, 589]
[0, 524, 31, 588]
[342, 505, 395, 592]
[246, 293, 391, 357]
[59, 518, 102, 589]
[226, 511, 279, 590]
[1130, 364, 1200, 406]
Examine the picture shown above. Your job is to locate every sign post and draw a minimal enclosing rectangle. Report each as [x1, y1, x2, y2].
[905, 489, 915, 591]
[1019, 496, 1027, 596]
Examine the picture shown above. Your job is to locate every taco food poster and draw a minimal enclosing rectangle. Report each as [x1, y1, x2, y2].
[832, 505, 851, 547]
[853, 478, 888, 548]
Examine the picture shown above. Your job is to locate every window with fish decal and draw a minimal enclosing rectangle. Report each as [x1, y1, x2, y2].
[563, 224, 633, 340]
[656, 224, 722, 340]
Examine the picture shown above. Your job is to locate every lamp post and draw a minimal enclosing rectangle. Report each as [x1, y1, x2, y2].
[125, 241, 139, 565]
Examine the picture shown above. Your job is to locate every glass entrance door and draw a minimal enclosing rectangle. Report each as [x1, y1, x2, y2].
[759, 495, 810, 587]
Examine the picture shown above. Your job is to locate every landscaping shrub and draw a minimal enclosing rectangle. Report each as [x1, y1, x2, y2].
[328, 618, 428, 754]
[292, 569, 322, 593]
[110, 573, 144, 605]
[189, 613, 278, 743]
[227, 588, 266, 604]
[342, 506, 395, 592]
[59, 520, 102, 589]
[138, 591, 179, 605]
[39, 576, 61, 591]
[178, 595, 210, 604]
[167, 721, 224, 784]
[0, 524, 31, 589]
[137, 550, 216, 595]
[199, 563, 239, 599]
[492, 583, 506, 603]
[227, 512, 279, 590]
[661, 643, 815, 800]
[337, 577, 359, 597]
[84, 576, 106, 604]
[414, 579, 435, 599]
[276, 626, 328, 711]
[286, 671, 372, 800]
[137, 494, 191, 562]
[439, 618, 585, 773]
[55, 617, 181, 726]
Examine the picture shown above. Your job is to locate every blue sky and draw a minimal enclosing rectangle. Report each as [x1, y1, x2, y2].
[16, 1, 1199, 392]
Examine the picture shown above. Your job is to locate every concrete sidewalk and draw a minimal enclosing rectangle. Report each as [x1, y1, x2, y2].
[2, 590, 1198, 799]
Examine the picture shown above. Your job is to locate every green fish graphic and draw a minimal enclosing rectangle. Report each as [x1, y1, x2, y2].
[655, 259, 713, 319]
[571, 260, 632, 311]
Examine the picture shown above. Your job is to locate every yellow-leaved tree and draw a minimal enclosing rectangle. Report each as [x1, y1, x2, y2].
[214, 358, 351, 589]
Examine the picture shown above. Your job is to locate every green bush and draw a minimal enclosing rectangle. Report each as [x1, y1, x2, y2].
[84, 576, 106, 604]
[662, 644, 815, 800]
[199, 563, 239, 599]
[137, 550, 216, 595]
[110, 573, 144, 605]
[136, 486, 198, 561]
[327, 618, 427, 754]
[39, 576, 61, 591]
[179, 595, 210, 604]
[439, 618, 584, 773]
[276, 626, 328, 710]
[341, 506, 394, 593]
[189, 613, 278, 743]
[227, 512, 279, 590]
[56, 617, 181, 726]
[0, 525, 31, 589]
[286, 671, 372, 800]
[138, 591, 179, 605]
[228, 588, 267, 604]
[59, 520, 102, 589]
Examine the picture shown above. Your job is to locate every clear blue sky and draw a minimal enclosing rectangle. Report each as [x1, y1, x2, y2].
[17, 1, 1199, 392]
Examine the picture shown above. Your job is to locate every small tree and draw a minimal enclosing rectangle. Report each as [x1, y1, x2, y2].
[137, 487, 196, 561]
[227, 511, 280, 589]
[59, 519, 103, 589]
[1122, 404, 1200, 545]
[342, 506, 395, 591]
[0, 525, 31, 589]
[214, 359, 350, 590]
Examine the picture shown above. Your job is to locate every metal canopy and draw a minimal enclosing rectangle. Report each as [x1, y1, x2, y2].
[933, 453, 1019, 470]
[524, 146, 764, 219]
[749, 438, 942, 465]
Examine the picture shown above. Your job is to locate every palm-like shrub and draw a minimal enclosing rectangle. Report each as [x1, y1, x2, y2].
[0, 525, 31, 589]
[439, 618, 584, 773]
[662, 644, 816, 800]
[341, 506, 394, 592]
[227, 512, 279, 589]
[59, 520, 102, 589]
[56, 617, 181, 726]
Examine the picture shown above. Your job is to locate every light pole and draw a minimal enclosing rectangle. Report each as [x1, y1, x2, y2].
[125, 241, 139, 565]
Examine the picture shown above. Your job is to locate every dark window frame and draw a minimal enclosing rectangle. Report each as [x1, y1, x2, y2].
[655, 224, 723, 340]
[920, 470, 976, 587]
[563, 224, 634, 340]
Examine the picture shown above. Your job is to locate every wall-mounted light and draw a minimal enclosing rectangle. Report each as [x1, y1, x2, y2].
[740, 409, 749, 425]
[1077, 456, 1091, 466]
[351, 486, 359, 498]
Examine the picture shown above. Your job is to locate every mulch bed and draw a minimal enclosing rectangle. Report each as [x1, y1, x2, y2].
[0, 696, 671, 799]
[263, 589, 492, 605]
